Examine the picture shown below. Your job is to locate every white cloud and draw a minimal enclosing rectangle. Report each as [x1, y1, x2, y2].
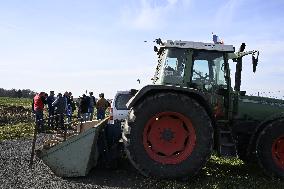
[120, 0, 190, 30]
[214, 0, 244, 30]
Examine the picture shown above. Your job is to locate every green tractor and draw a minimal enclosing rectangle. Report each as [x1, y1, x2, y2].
[123, 39, 284, 179]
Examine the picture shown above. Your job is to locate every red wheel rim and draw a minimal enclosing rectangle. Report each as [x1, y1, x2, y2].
[272, 135, 284, 169]
[143, 111, 196, 164]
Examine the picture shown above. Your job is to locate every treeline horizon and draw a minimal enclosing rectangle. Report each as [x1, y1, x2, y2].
[0, 88, 36, 98]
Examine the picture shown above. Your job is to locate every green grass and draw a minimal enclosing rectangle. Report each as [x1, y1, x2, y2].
[0, 97, 32, 108]
[0, 122, 34, 141]
[141, 156, 284, 189]
[0, 97, 34, 140]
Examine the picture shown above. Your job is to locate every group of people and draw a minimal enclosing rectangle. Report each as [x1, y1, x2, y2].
[32, 91, 110, 132]
[77, 92, 110, 122]
[32, 91, 75, 132]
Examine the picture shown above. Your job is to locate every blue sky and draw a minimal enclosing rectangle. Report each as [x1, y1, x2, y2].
[0, 0, 283, 98]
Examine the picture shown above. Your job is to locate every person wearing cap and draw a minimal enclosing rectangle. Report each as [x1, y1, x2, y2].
[96, 93, 108, 120]
[46, 91, 55, 129]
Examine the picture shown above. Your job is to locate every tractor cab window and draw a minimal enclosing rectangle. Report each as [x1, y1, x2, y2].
[164, 57, 185, 77]
[160, 48, 187, 85]
[212, 57, 226, 86]
[192, 59, 210, 85]
[192, 51, 226, 89]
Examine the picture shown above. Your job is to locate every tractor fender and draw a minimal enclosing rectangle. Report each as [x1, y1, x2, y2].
[247, 112, 284, 156]
[127, 84, 213, 119]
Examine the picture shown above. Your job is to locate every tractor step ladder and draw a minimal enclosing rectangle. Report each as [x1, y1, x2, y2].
[217, 120, 238, 157]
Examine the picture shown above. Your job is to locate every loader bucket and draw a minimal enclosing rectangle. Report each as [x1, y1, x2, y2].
[37, 118, 108, 177]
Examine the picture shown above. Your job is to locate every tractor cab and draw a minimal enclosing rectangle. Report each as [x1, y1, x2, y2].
[152, 40, 234, 93]
[152, 39, 260, 120]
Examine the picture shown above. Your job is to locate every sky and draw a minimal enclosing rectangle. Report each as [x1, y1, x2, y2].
[0, 0, 284, 99]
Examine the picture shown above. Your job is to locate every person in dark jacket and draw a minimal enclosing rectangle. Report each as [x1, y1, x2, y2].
[46, 91, 55, 129]
[64, 91, 73, 124]
[87, 92, 96, 121]
[76, 96, 81, 118]
[69, 95, 76, 121]
[52, 93, 67, 129]
[80, 94, 89, 122]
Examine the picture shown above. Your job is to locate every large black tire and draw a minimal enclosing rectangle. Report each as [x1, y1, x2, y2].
[256, 119, 284, 178]
[123, 93, 213, 179]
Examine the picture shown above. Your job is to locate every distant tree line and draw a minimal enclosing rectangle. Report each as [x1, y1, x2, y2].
[0, 88, 36, 98]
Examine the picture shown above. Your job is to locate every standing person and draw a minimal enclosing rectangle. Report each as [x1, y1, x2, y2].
[63, 91, 69, 109]
[33, 92, 46, 132]
[85, 94, 90, 120]
[52, 93, 66, 129]
[96, 93, 109, 120]
[46, 91, 55, 129]
[70, 95, 76, 116]
[65, 92, 72, 124]
[88, 92, 96, 121]
[43, 93, 48, 104]
[76, 96, 82, 118]
[80, 94, 89, 122]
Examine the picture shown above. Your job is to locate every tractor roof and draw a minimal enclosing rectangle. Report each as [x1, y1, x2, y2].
[162, 40, 235, 52]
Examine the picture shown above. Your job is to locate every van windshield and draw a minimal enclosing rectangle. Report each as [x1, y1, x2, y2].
[115, 94, 134, 110]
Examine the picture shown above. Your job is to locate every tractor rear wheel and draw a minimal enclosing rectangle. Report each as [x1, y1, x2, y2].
[256, 119, 284, 178]
[123, 93, 213, 179]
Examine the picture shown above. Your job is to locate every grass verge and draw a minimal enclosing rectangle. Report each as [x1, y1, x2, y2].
[0, 97, 32, 108]
[0, 122, 34, 141]
[141, 155, 284, 189]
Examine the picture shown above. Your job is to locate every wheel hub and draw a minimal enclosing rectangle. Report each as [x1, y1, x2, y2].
[143, 111, 196, 164]
[161, 128, 174, 142]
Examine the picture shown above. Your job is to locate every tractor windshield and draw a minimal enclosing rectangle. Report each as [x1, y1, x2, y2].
[192, 51, 226, 89]
[153, 48, 227, 89]
[154, 48, 188, 85]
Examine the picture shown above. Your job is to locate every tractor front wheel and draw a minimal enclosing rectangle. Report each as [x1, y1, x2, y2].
[123, 93, 213, 179]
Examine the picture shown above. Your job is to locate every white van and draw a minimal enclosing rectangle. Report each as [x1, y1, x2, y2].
[108, 89, 137, 125]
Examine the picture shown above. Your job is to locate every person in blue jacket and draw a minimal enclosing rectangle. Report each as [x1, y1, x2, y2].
[46, 91, 55, 129]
